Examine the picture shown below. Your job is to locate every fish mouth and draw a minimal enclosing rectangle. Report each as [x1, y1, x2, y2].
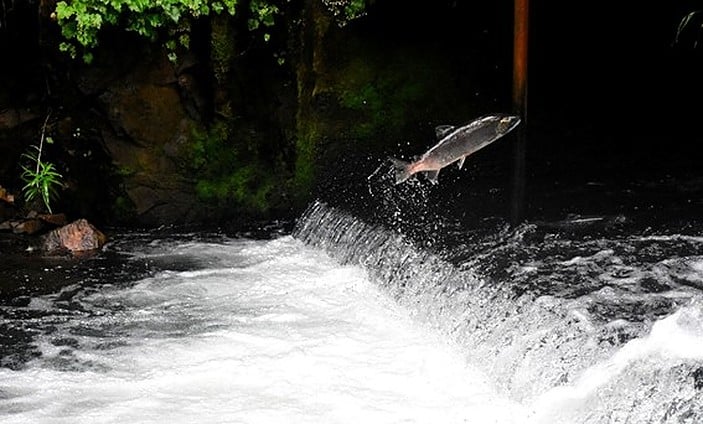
[498, 115, 521, 134]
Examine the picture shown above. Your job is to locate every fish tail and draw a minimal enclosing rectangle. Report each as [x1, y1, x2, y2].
[388, 157, 412, 185]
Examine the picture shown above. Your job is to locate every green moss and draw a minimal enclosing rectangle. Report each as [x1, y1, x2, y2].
[115, 165, 136, 178]
[113, 195, 137, 221]
[333, 50, 442, 142]
[211, 15, 235, 86]
[251, 179, 274, 211]
[188, 121, 283, 213]
[190, 122, 234, 171]
[339, 83, 379, 110]
[293, 119, 318, 198]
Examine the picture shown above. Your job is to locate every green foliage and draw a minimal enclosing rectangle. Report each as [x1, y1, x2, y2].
[20, 140, 64, 214]
[340, 0, 367, 23]
[54, 0, 285, 62]
[54, 0, 370, 62]
[248, 0, 278, 41]
[321, 0, 368, 26]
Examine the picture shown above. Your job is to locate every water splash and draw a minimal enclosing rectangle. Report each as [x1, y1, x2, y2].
[365, 159, 445, 249]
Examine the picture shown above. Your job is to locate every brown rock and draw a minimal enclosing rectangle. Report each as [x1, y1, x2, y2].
[102, 81, 187, 147]
[12, 219, 45, 235]
[0, 186, 14, 204]
[95, 53, 201, 225]
[38, 213, 68, 226]
[42, 219, 107, 253]
[0, 108, 38, 130]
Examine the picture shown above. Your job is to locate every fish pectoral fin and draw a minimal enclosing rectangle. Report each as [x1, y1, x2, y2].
[424, 170, 440, 184]
[435, 125, 455, 139]
[457, 157, 466, 170]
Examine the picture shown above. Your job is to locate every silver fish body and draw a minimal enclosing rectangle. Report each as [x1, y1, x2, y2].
[390, 114, 521, 184]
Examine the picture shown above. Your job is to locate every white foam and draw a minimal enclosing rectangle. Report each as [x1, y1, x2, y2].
[637, 234, 703, 244]
[0, 236, 522, 424]
[559, 249, 615, 266]
[527, 303, 703, 423]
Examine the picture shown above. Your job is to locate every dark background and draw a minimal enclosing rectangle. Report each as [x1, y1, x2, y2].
[1, 0, 702, 226]
[367, 0, 703, 173]
[357, 0, 703, 223]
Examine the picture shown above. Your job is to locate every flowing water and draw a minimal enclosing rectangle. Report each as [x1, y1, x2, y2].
[0, 232, 522, 424]
[1, 189, 703, 422]
[295, 200, 703, 423]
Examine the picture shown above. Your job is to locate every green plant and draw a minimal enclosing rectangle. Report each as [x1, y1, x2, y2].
[53, 0, 284, 63]
[20, 114, 64, 213]
[54, 0, 370, 62]
[321, 0, 367, 26]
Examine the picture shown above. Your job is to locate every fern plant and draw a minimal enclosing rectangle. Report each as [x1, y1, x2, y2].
[20, 114, 64, 213]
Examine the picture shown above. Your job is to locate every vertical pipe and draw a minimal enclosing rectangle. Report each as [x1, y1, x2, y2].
[511, 0, 529, 225]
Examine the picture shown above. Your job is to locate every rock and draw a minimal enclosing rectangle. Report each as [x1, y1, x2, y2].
[38, 213, 68, 226]
[0, 186, 14, 204]
[42, 219, 107, 253]
[0, 108, 38, 130]
[93, 50, 203, 225]
[12, 219, 44, 235]
[0, 220, 11, 231]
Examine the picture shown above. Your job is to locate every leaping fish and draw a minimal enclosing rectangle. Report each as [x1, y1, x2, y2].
[390, 114, 521, 184]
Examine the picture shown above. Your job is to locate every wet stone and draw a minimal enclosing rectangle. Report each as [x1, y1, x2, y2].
[41, 219, 107, 253]
[38, 213, 68, 227]
[693, 367, 703, 390]
[0, 186, 14, 204]
[50, 337, 80, 349]
[11, 219, 44, 235]
[6, 296, 30, 307]
[94, 340, 129, 351]
[639, 276, 672, 293]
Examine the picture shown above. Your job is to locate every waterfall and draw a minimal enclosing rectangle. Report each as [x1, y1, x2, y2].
[294, 200, 703, 422]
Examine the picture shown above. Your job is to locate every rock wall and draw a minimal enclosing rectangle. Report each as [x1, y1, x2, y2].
[81, 47, 205, 225]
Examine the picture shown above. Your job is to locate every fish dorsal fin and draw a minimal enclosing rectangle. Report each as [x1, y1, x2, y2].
[457, 157, 466, 170]
[435, 125, 455, 139]
[424, 170, 440, 184]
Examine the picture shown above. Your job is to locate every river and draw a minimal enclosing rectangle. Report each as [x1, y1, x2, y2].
[1, 192, 702, 422]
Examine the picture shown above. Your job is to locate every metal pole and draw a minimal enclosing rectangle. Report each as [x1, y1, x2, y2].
[511, 0, 528, 225]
